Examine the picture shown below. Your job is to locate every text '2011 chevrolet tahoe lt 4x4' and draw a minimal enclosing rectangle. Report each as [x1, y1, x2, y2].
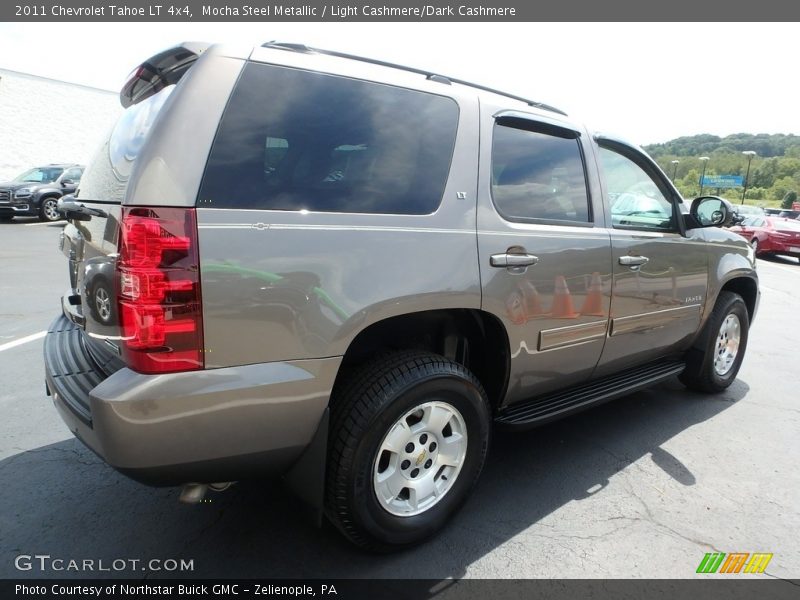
[45, 42, 759, 551]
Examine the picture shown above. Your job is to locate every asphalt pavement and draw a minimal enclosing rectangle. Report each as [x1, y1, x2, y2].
[1, 217, 798, 581]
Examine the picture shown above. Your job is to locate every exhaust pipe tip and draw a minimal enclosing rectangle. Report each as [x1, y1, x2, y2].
[209, 482, 234, 492]
[179, 482, 235, 504]
[179, 483, 208, 504]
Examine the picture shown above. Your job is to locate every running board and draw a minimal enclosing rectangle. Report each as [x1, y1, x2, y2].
[495, 359, 686, 428]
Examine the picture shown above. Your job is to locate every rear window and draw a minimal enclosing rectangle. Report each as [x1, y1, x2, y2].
[78, 85, 174, 203]
[773, 219, 800, 232]
[198, 62, 459, 215]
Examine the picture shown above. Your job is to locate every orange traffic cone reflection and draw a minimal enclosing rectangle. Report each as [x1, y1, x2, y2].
[551, 275, 580, 319]
[518, 280, 546, 318]
[580, 272, 606, 317]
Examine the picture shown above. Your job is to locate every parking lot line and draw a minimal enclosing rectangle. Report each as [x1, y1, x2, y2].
[757, 259, 800, 276]
[24, 221, 60, 227]
[0, 331, 46, 352]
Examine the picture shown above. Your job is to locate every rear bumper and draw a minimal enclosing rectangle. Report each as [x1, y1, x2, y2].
[44, 314, 340, 485]
[758, 235, 800, 258]
[761, 238, 800, 257]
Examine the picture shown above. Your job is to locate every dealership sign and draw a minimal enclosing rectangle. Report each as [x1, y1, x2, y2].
[701, 175, 744, 188]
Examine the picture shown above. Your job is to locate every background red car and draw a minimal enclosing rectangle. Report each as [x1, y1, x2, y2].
[730, 216, 800, 262]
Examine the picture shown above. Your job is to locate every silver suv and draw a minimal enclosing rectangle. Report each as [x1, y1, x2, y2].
[45, 42, 759, 551]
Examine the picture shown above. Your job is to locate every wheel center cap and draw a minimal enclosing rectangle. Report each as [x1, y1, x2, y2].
[415, 450, 427, 466]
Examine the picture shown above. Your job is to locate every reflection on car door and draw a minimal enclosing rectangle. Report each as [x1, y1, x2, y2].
[593, 140, 708, 375]
[477, 109, 613, 405]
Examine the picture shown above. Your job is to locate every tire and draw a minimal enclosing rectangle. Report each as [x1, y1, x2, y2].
[326, 351, 490, 551]
[0, 216, 12, 223]
[39, 197, 61, 222]
[680, 291, 749, 393]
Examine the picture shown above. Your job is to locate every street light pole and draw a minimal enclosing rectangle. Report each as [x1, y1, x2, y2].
[671, 160, 680, 183]
[698, 156, 709, 196]
[741, 150, 756, 204]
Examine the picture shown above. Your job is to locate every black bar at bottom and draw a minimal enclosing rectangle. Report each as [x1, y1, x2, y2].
[2, 579, 799, 600]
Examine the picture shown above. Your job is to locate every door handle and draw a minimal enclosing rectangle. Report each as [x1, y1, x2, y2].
[490, 253, 539, 268]
[619, 255, 650, 267]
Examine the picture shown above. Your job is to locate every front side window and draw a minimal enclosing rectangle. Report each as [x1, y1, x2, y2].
[490, 121, 590, 224]
[62, 168, 83, 182]
[598, 146, 676, 232]
[199, 62, 460, 215]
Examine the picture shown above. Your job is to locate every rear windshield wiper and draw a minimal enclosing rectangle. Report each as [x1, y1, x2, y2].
[58, 199, 107, 221]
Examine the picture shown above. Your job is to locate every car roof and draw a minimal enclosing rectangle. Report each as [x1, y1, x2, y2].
[257, 42, 568, 117]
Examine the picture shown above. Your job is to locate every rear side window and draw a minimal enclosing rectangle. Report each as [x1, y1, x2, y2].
[198, 62, 459, 214]
[491, 120, 590, 224]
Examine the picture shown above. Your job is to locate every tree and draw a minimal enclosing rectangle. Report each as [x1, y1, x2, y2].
[774, 177, 798, 201]
[782, 190, 798, 209]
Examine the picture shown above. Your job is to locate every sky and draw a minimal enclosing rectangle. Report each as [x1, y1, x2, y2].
[0, 22, 796, 146]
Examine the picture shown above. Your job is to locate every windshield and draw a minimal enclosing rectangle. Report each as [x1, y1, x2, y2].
[13, 167, 64, 183]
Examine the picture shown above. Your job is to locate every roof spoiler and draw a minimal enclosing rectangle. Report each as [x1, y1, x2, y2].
[120, 42, 210, 108]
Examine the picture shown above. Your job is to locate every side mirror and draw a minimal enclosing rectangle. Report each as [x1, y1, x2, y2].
[61, 179, 74, 186]
[690, 195, 733, 228]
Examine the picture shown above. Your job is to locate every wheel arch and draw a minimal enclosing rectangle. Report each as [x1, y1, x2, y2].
[34, 190, 62, 206]
[332, 308, 511, 412]
[690, 275, 758, 353]
[719, 275, 758, 323]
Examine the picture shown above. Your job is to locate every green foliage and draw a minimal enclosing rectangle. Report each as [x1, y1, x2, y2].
[645, 133, 800, 158]
[773, 176, 798, 201]
[644, 133, 800, 203]
[782, 190, 798, 209]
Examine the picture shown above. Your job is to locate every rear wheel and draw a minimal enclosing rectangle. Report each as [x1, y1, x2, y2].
[680, 291, 749, 393]
[0, 216, 12, 223]
[39, 197, 61, 222]
[326, 351, 490, 551]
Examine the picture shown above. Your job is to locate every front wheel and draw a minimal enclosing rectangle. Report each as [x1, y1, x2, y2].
[326, 351, 490, 551]
[39, 197, 61, 222]
[680, 291, 749, 393]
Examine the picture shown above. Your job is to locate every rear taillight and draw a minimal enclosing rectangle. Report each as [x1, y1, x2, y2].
[117, 207, 203, 374]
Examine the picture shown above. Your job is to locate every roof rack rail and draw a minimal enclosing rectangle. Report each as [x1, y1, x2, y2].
[261, 41, 567, 117]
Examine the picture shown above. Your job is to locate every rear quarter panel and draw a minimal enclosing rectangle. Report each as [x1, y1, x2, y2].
[197, 78, 482, 368]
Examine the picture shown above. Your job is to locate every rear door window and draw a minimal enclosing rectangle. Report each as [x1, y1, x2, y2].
[490, 119, 591, 224]
[198, 62, 459, 215]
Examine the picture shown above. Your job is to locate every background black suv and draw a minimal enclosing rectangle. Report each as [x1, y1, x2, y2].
[0, 164, 84, 222]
